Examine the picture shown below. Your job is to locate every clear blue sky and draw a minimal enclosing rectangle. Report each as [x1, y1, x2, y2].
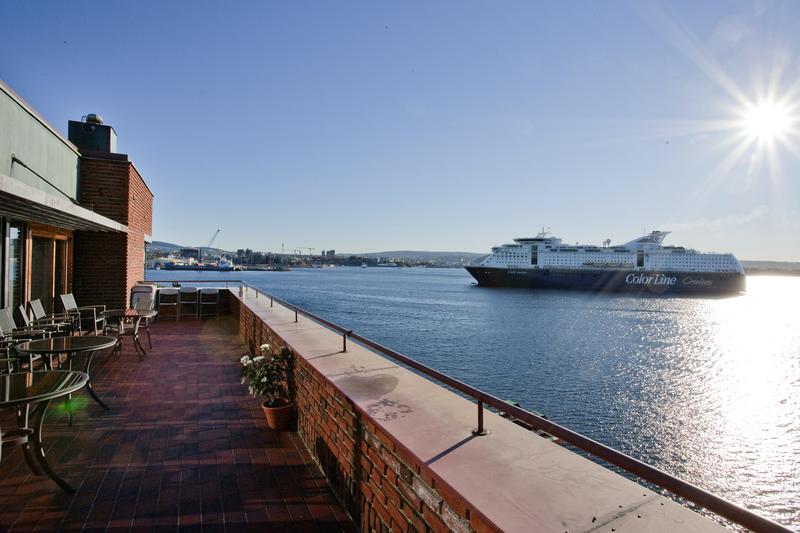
[2, 1, 799, 260]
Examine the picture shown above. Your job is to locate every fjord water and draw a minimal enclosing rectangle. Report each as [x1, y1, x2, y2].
[148, 268, 799, 527]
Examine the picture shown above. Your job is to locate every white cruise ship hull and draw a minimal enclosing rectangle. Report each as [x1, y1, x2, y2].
[465, 267, 746, 294]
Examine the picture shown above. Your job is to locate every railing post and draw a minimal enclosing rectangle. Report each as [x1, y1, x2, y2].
[342, 331, 351, 353]
[472, 400, 488, 436]
[294, 307, 298, 323]
[270, 297, 273, 308]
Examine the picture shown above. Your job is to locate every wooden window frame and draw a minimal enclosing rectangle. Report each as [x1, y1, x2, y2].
[27, 223, 73, 312]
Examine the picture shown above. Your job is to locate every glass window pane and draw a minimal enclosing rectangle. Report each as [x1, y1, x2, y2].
[8, 223, 24, 313]
[31, 236, 54, 314]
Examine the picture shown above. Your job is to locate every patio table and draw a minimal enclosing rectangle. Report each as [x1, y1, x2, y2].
[0, 370, 88, 492]
[15, 336, 117, 410]
[101, 308, 157, 359]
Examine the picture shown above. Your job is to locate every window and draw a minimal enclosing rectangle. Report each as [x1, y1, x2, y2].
[3, 220, 25, 313]
[28, 226, 72, 314]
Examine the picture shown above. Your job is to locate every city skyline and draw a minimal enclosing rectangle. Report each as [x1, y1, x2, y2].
[2, 1, 799, 260]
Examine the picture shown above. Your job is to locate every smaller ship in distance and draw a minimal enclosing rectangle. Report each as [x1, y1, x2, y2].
[465, 230, 745, 294]
[162, 257, 236, 272]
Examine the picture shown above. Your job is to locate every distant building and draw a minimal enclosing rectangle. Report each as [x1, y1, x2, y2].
[326, 249, 336, 257]
[180, 248, 200, 260]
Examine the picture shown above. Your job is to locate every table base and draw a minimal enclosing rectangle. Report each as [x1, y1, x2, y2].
[1, 400, 76, 492]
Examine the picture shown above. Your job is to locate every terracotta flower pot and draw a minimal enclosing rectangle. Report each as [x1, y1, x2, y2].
[261, 399, 295, 430]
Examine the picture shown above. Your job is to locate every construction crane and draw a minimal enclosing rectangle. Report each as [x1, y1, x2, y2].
[294, 247, 316, 256]
[200, 229, 220, 263]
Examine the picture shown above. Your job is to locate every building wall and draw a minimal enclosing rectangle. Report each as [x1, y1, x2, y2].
[230, 293, 494, 533]
[0, 81, 80, 200]
[72, 232, 128, 308]
[73, 155, 153, 308]
[126, 164, 153, 296]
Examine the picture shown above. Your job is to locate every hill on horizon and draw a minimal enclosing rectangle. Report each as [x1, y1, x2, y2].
[740, 260, 800, 271]
[151, 241, 484, 261]
[151, 240, 182, 250]
[151, 241, 798, 269]
[361, 250, 483, 257]
[150, 240, 234, 256]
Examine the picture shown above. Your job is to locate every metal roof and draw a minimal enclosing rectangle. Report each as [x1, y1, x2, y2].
[0, 173, 128, 232]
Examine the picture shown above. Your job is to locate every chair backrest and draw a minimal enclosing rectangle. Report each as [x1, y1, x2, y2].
[199, 288, 219, 303]
[0, 309, 16, 335]
[60, 293, 78, 312]
[30, 299, 47, 320]
[17, 305, 32, 327]
[131, 291, 154, 310]
[135, 296, 154, 312]
[158, 288, 179, 304]
[130, 284, 156, 308]
[179, 287, 198, 303]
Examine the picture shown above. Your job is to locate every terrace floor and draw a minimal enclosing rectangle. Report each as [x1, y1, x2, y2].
[0, 318, 354, 532]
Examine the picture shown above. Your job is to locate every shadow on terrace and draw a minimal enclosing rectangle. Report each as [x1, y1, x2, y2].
[0, 305, 354, 532]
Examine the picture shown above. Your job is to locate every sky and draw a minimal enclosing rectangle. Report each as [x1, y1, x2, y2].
[1, 1, 799, 260]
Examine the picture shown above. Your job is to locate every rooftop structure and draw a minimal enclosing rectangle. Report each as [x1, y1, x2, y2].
[0, 79, 153, 317]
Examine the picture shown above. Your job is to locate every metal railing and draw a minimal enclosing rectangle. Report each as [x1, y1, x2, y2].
[143, 278, 792, 532]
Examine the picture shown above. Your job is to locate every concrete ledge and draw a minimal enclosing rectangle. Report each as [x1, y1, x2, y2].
[231, 289, 726, 532]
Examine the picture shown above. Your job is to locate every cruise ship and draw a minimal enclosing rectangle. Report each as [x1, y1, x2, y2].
[465, 231, 745, 294]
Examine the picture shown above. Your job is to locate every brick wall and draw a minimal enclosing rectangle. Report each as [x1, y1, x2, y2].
[229, 292, 498, 533]
[125, 164, 153, 296]
[72, 232, 128, 308]
[73, 156, 153, 309]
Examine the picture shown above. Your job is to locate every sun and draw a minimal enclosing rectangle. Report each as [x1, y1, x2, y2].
[741, 101, 792, 143]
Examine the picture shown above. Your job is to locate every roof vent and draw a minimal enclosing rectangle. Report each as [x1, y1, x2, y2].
[68, 114, 117, 153]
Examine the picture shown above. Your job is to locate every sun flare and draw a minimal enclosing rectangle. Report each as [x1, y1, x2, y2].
[742, 101, 792, 143]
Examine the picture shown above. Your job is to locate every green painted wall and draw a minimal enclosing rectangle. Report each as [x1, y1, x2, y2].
[0, 84, 79, 200]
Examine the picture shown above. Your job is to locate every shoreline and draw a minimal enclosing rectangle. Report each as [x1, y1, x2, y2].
[745, 268, 800, 277]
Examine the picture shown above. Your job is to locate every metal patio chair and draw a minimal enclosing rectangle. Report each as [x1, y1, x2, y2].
[135, 296, 155, 349]
[198, 288, 220, 319]
[130, 284, 157, 309]
[0, 308, 49, 340]
[1, 337, 20, 374]
[157, 288, 180, 320]
[29, 299, 78, 335]
[0, 309, 47, 372]
[103, 304, 147, 360]
[60, 293, 106, 335]
[18, 304, 70, 336]
[178, 287, 199, 319]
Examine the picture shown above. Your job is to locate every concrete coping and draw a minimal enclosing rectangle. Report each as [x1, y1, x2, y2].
[232, 289, 727, 533]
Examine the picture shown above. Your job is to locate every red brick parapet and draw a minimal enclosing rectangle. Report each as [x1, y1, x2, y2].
[228, 291, 495, 533]
[224, 289, 726, 533]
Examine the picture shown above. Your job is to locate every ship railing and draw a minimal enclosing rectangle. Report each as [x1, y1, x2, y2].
[142, 277, 792, 533]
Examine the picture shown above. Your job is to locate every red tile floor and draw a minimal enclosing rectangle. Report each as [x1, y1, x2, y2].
[0, 317, 354, 532]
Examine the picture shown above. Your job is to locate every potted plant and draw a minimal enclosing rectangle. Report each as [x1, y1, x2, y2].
[240, 343, 294, 430]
